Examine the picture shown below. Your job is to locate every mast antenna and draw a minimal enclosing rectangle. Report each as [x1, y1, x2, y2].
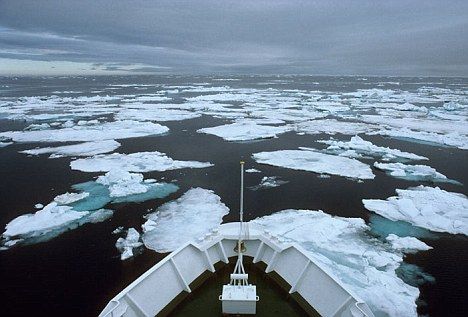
[219, 162, 258, 314]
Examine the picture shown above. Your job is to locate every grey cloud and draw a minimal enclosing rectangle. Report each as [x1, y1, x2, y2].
[0, 0, 467, 75]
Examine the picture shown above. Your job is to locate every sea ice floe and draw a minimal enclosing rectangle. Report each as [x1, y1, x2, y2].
[252, 209, 428, 317]
[116, 108, 200, 122]
[197, 120, 292, 141]
[115, 228, 143, 260]
[96, 170, 156, 197]
[253, 148, 375, 180]
[1, 202, 113, 247]
[0, 141, 12, 147]
[374, 162, 459, 183]
[245, 168, 261, 173]
[363, 186, 468, 235]
[361, 115, 468, 136]
[385, 234, 432, 253]
[54, 192, 90, 205]
[142, 188, 229, 253]
[0, 120, 168, 143]
[0, 171, 178, 249]
[72, 172, 179, 208]
[294, 119, 379, 136]
[71, 151, 213, 173]
[320, 136, 428, 161]
[248, 176, 288, 190]
[373, 128, 468, 150]
[21, 140, 121, 158]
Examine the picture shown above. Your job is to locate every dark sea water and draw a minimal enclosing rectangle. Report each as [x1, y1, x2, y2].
[0, 75, 467, 316]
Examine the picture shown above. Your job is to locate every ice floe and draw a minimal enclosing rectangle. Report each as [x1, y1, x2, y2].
[385, 234, 432, 253]
[97, 170, 157, 197]
[248, 176, 288, 190]
[0, 171, 178, 249]
[1, 202, 113, 248]
[0, 120, 169, 143]
[21, 140, 121, 158]
[320, 136, 427, 161]
[116, 108, 200, 122]
[72, 173, 179, 208]
[71, 151, 213, 172]
[295, 119, 379, 135]
[115, 228, 143, 260]
[373, 128, 468, 150]
[54, 192, 90, 205]
[245, 168, 261, 173]
[253, 148, 374, 180]
[374, 162, 458, 183]
[363, 186, 468, 235]
[142, 188, 229, 253]
[252, 209, 427, 317]
[197, 120, 292, 141]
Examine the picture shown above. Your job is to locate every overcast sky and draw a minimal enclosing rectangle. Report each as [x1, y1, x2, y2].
[0, 0, 467, 76]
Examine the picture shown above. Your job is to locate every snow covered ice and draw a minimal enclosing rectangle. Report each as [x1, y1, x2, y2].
[363, 186, 468, 235]
[197, 120, 292, 141]
[374, 162, 459, 183]
[385, 234, 432, 253]
[21, 140, 121, 158]
[71, 151, 213, 173]
[0, 120, 168, 143]
[72, 172, 179, 207]
[248, 176, 288, 190]
[115, 228, 143, 260]
[142, 188, 229, 253]
[252, 209, 430, 317]
[320, 136, 427, 161]
[253, 148, 375, 180]
[1, 202, 113, 248]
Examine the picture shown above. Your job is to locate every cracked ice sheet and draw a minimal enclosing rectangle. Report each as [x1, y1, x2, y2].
[21, 140, 121, 158]
[253, 148, 374, 180]
[363, 186, 468, 235]
[142, 188, 229, 253]
[71, 151, 212, 173]
[251, 209, 428, 317]
[0, 120, 169, 143]
[197, 120, 292, 141]
[319, 136, 427, 161]
[374, 162, 460, 184]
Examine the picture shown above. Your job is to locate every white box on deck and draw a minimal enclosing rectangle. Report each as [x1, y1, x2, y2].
[220, 285, 258, 314]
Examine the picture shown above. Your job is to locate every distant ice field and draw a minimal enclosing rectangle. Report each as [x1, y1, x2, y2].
[0, 75, 466, 317]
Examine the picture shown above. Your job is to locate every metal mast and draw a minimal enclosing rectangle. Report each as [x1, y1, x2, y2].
[219, 162, 258, 314]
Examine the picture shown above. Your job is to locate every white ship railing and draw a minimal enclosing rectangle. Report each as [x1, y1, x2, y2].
[100, 222, 375, 317]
